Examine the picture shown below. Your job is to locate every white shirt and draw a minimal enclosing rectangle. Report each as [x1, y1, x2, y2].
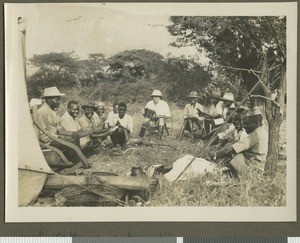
[232, 126, 268, 169]
[145, 100, 171, 118]
[59, 111, 91, 148]
[217, 124, 247, 143]
[107, 113, 133, 134]
[183, 102, 205, 121]
[60, 111, 81, 132]
[216, 101, 235, 119]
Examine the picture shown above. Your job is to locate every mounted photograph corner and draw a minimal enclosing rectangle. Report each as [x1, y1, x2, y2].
[5, 3, 297, 222]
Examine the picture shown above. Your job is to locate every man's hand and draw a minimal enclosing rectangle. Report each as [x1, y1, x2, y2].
[216, 144, 234, 160]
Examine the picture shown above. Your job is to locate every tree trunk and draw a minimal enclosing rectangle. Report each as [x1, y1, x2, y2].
[264, 66, 286, 175]
[265, 104, 282, 174]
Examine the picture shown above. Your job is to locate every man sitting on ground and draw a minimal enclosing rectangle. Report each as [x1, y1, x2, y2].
[105, 102, 119, 127]
[107, 102, 133, 149]
[77, 102, 114, 148]
[92, 101, 107, 131]
[182, 91, 206, 138]
[139, 90, 171, 139]
[212, 112, 247, 146]
[215, 107, 268, 177]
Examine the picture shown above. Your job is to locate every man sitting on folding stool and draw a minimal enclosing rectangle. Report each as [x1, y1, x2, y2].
[181, 91, 206, 139]
[139, 90, 171, 139]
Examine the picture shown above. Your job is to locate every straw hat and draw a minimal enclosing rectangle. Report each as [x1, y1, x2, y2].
[187, 91, 199, 98]
[82, 102, 97, 110]
[41, 86, 65, 98]
[209, 90, 222, 99]
[151, 90, 162, 97]
[218, 92, 235, 102]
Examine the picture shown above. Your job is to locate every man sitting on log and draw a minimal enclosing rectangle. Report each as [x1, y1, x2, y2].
[35, 86, 85, 165]
[215, 107, 268, 177]
[182, 91, 206, 138]
[139, 90, 171, 139]
[59, 101, 92, 150]
[107, 102, 133, 149]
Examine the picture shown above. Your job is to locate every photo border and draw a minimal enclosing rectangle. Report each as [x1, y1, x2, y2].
[1, 0, 300, 236]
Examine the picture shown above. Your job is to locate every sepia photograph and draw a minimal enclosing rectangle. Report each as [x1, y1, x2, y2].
[5, 3, 297, 222]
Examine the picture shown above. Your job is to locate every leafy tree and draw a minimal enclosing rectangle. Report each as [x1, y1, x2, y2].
[107, 49, 165, 82]
[168, 16, 286, 174]
[160, 56, 213, 104]
[78, 53, 108, 86]
[27, 52, 80, 98]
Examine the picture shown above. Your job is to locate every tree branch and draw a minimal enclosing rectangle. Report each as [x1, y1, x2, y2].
[249, 94, 283, 113]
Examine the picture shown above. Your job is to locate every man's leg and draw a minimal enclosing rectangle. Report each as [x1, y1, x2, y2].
[157, 117, 166, 139]
[230, 153, 249, 177]
[49, 138, 81, 164]
[139, 119, 151, 137]
[110, 128, 126, 147]
[110, 131, 118, 147]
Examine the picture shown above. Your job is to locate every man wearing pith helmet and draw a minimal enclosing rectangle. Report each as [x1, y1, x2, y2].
[139, 90, 171, 138]
[215, 107, 268, 177]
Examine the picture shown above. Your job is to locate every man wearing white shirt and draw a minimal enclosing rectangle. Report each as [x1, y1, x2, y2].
[216, 107, 268, 177]
[107, 102, 133, 148]
[139, 90, 171, 138]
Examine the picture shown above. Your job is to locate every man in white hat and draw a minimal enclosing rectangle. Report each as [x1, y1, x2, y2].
[139, 90, 171, 138]
[182, 91, 206, 137]
[36, 86, 83, 164]
[215, 92, 235, 120]
[215, 107, 268, 177]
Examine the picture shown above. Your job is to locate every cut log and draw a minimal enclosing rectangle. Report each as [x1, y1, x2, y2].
[54, 185, 124, 207]
[45, 174, 150, 191]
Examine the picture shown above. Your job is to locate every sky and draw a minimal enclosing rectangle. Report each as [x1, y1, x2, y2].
[25, 4, 206, 61]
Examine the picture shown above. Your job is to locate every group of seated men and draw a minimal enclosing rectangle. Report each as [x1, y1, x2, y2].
[32, 86, 268, 177]
[33, 86, 133, 167]
[180, 90, 268, 177]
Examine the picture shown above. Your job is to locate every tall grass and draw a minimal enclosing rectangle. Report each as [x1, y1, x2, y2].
[44, 89, 286, 207]
[85, 102, 286, 207]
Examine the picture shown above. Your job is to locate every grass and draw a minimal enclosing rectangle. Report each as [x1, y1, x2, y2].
[36, 101, 287, 207]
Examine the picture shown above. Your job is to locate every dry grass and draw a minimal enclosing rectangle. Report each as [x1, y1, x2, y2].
[35, 100, 286, 207]
[72, 102, 287, 207]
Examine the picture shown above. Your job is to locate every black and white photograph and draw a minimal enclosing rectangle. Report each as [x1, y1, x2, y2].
[5, 3, 297, 222]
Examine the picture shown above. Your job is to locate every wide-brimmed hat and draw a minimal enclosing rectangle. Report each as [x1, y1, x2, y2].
[151, 90, 162, 97]
[82, 102, 97, 110]
[218, 92, 235, 102]
[209, 90, 222, 99]
[244, 106, 262, 117]
[187, 91, 199, 98]
[41, 86, 65, 98]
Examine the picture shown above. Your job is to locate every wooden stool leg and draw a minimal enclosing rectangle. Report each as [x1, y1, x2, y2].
[188, 119, 194, 138]
[178, 120, 187, 141]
